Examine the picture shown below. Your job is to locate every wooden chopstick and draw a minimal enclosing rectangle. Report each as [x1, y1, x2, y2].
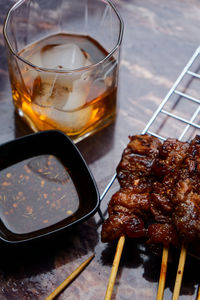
[45, 253, 95, 300]
[104, 235, 125, 300]
[172, 242, 187, 300]
[156, 246, 169, 300]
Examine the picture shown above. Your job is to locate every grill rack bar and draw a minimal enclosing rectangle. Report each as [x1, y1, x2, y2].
[100, 45, 200, 207]
[142, 46, 200, 138]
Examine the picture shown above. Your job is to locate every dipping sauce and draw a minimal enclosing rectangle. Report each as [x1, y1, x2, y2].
[0, 154, 79, 234]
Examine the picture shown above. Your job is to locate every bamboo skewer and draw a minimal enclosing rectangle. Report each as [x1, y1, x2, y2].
[104, 235, 125, 300]
[45, 253, 95, 300]
[104, 237, 188, 300]
[156, 242, 188, 300]
[156, 246, 169, 300]
[172, 242, 187, 300]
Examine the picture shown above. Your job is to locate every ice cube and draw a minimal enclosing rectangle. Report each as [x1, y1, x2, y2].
[32, 71, 92, 131]
[33, 103, 92, 132]
[19, 50, 43, 95]
[29, 50, 43, 67]
[29, 43, 93, 130]
[22, 42, 91, 100]
[39, 43, 90, 91]
[33, 45, 92, 108]
[52, 105, 92, 132]
[62, 74, 90, 110]
[33, 70, 91, 109]
[41, 43, 88, 70]
[32, 77, 69, 109]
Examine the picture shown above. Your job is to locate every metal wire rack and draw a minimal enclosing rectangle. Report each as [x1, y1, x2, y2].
[97, 45, 200, 298]
[99, 45, 200, 213]
[142, 46, 200, 141]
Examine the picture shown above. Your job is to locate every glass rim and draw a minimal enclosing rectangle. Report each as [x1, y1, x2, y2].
[3, 0, 124, 74]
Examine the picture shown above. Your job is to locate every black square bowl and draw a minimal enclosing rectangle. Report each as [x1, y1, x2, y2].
[0, 130, 100, 244]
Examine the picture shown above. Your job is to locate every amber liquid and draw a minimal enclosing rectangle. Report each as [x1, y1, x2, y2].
[11, 34, 117, 142]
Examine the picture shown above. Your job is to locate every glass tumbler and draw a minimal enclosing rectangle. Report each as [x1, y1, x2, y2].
[3, 0, 123, 142]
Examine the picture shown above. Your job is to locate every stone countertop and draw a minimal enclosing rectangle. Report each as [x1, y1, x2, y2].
[0, 0, 200, 299]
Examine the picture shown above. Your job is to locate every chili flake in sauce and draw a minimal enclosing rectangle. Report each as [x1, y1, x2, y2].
[0, 155, 79, 234]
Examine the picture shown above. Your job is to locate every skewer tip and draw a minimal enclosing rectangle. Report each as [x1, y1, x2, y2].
[45, 253, 95, 300]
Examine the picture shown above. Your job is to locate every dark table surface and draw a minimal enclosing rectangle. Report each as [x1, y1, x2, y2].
[0, 0, 200, 299]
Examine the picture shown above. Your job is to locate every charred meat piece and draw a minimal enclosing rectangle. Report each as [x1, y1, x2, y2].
[173, 136, 200, 241]
[117, 134, 161, 188]
[184, 135, 200, 174]
[101, 213, 146, 242]
[150, 176, 175, 224]
[147, 223, 179, 247]
[152, 138, 189, 178]
[127, 134, 162, 157]
[150, 139, 189, 223]
[108, 188, 150, 217]
[101, 134, 160, 243]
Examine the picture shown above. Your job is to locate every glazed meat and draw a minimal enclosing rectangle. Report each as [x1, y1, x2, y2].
[101, 213, 146, 242]
[147, 139, 189, 245]
[150, 139, 189, 223]
[108, 188, 150, 217]
[117, 134, 161, 189]
[147, 223, 179, 247]
[101, 134, 200, 247]
[152, 138, 189, 177]
[172, 136, 200, 241]
[101, 134, 161, 243]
